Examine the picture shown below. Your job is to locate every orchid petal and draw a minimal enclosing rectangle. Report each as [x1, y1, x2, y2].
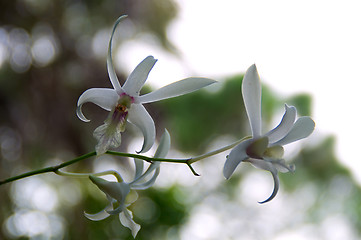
[134, 158, 144, 180]
[242, 64, 262, 138]
[266, 105, 296, 143]
[122, 56, 157, 96]
[84, 210, 111, 221]
[125, 190, 139, 205]
[131, 161, 160, 184]
[119, 208, 141, 238]
[272, 116, 315, 146]
[262, 157, 294, 173]
[223, 139, 253, 179]
[84, 195, 115, 220]
[154, 129, 171, 158]
[138, 78, 217, 104]
[106, 204, 124, 215]
[246, 158, 276, 172]
[258, 170, 280, 204]
[93, 122, 122, 155]
[89, 176, 130, 203]
[107, 15, 127, 93]
[76, 88, 119, 122]
[84, 207, 111, 221]
[131, 130, 169, 185]
[131, 166, 160, 190]
[127, 104, 155, 153]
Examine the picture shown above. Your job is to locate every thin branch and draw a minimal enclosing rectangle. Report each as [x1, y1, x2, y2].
[188, 136, 251, 164]
[0, 151, 96, 185]
[0, 136, 251, 185]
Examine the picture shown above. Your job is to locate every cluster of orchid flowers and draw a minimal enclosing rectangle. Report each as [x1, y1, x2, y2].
[1, 15, 315, 237]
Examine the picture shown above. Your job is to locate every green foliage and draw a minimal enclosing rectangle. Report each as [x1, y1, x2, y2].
[287, 94, 313, 116]
[134, 186, 188, 239]
[161, 76, 247, 153]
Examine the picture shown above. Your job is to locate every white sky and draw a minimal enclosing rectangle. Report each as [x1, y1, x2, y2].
[119, 0, 361, 183]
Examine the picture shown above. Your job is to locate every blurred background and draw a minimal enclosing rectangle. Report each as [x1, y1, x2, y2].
[0, 0, 360, 239]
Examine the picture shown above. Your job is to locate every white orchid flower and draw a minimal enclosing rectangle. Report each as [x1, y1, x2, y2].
[77, 16, 216, 155]
[85, 129, 171, 238]
[223, 64, 315, 203]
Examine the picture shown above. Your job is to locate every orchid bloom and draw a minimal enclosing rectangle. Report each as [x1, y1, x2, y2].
[77, 16, 216, 155]
[223, 64, 315, 203]
[85, 129, 171, 238]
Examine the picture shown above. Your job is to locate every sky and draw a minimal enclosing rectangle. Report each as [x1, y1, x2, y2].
[118, 0, 361, 183]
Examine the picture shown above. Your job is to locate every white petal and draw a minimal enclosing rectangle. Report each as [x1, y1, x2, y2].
[223, 139, 253, 179]
[84, 195, 114, 220]
[122, 56, 157, 96]
[119, 208, 141, 238]
[138, 78, 217, 104]
[131, 166, 160, 190]
[133, 158, 144, 180]
[131, 130, 169, 185]
[258, 170, 280, 204]
[242, 64, 262, 138]
[132, 161, 160, 184]
[84, 209, 111, 221]
[93, 122, 122, 155]
[107, 16, 127, 93]
[244, 159, 280, 203]
[246, 158, 276, 172]
[154, 129, 171, 158]
[266, 105, 296, 144]
[127, 104, 155, 153]
[76, 88, 119, 122]
[89, 176, 130, 202]
[272, 116, 315, 146]
[263, 158, 294, 173]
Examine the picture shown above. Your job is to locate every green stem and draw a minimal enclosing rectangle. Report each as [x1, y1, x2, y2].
[0, 151, 96, 185]
[0, 136, 251, 185]
[188, 136, 251, 164]
[105, 151, 189, 163]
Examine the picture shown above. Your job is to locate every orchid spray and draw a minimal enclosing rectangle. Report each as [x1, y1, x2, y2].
[0, 14, 316, 239]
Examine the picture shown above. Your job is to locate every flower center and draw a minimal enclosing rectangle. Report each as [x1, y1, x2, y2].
[246, 137, 269, 159]
[110, 94, 134, 126]
[246, 137, 284, 160]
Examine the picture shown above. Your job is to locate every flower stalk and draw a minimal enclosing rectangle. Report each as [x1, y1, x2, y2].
[0, 137, 253, 185]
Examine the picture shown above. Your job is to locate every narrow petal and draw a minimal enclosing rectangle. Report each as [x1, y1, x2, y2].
[132, 161, 160, 184]
[223, 139, 253, 179]
[154, 129, 171, 158]
[246, 158, 276, 172]
[131, 166, 160, 190]
[76, 88, 119, 122]
[242, 64, 262, 138]
[133, 158, 144, 180]
[84, 195, 114, 220]
[89, 176, 130, 203]
[106, 204, 123, 215]
[131, 130, 169, 185]
[119, 208, 141, 238]
[84, 208, 111, 221]
[266, 105, 296, 143]
[127, 104, 155, 153]
[107, 15, 127, 93]
[263, 158, 295, 173]
[272, 116, 315, 146]
[138, 78, 217, 104]
[122, 56, 157, 96]
[258, 170, 280, 204]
